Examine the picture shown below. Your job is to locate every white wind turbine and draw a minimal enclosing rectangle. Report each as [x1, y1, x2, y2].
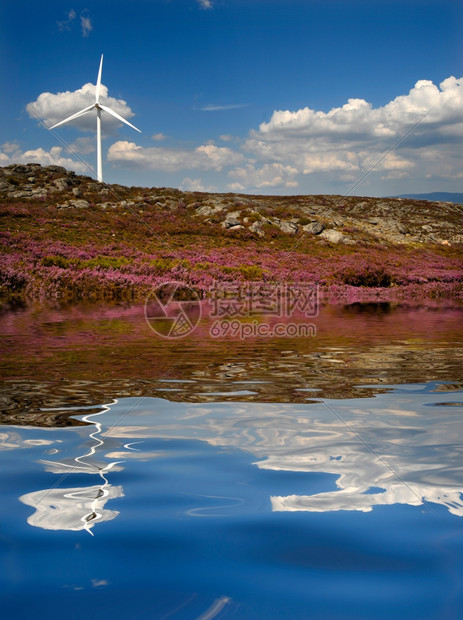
[49, 55, 141, 183]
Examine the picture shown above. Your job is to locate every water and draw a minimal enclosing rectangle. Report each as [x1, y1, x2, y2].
[1, 301, 463, 618]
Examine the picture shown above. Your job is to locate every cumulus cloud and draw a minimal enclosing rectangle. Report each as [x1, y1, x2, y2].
[254, 77, 463, 142]
[107, 141, 244, 172]
[180, 177, 217, 192]
[69, 137, 95, 155]
[27, 84, 136, 134]
[152, 133, 168, 141]
[228, 163, 299, 190]
[243, 76, 463, 186]
[0, 143, 88, 173]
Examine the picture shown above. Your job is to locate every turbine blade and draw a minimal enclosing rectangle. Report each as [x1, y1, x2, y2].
[96, 54, 103, 103]
[49, 104, 95, 130]
[99, 104, 141, 132]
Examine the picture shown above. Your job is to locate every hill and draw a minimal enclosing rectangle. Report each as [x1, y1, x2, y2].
[1, 163, 462, 303]
[395, 192, 463, 204]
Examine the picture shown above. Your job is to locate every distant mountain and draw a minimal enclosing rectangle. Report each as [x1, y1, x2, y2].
[393, 192, 463, 204]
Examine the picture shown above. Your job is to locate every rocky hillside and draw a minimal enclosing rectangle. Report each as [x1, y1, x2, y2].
[1, 163, 462, 246]
[1, 163, 462, 302]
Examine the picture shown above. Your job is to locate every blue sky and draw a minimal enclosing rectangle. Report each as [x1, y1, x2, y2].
[1, 0, 462, 196]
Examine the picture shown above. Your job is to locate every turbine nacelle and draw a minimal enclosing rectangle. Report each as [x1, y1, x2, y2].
[49, 55, 141, 183]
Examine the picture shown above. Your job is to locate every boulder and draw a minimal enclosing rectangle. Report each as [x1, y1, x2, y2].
[319, 229, 344, 244]
[30, 189, 47, 198]
[70, 199, 90, 209]
[222, 210, 242, 228]
[222, 216, 241, 228]
[277, 220, 298, 234]
[45, 165, 67, 174]
[54, 177, 72, 191]
[196, 204, 222, 217]
[302, 221, 325, 235]
[250, 221, 265, 237]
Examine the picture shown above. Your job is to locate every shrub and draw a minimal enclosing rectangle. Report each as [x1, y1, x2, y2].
[339, 265, 393, 287]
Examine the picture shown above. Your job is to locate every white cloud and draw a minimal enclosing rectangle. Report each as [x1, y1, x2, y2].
[227, 182, 245, 192]
[180, 177, 217, 192]
[27, 84, 136, 134]
[1, 141, 20, 154]
[0, 144, 88, 173]
[244, 76, 463, 185]
[228, 163, 299, 190]
[200, 103, 248, 111]
[80, 15, 93, 38]
[197, 0, 213, 9]
[107, 141, 244, 172]
[69, 137, 95, 155]
[152, 133, 168, 141]
[57, 9, 76, 31]
[57, 9, 92, 38]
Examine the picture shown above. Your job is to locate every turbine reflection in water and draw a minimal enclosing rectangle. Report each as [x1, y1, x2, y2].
[19, 400, 125, 535]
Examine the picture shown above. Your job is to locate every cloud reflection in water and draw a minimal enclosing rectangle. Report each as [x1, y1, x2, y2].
[10, 382, 463, 534]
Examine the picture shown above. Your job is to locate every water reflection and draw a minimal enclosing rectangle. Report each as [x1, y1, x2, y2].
[19, 402, 125, 535]
[1, 302, 463, 425]
[19, 484, 124, 534]
[12, 382, 461, 531]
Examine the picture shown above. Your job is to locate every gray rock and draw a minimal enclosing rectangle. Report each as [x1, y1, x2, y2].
[10, 190, 32, 198]
[228, 225, 244, 231]
[397, 224, 409, 235]
[30, 189, 47, 198]
[221, 210, 242, 228]
[302, 221, 325, 235]
[250, 221, 265, 237]
[45, 165, 67, 174]
[72, 187, 83, 197]
[196, 205, 221, 217]
[277, 220, 298, 234]
[319, 229, 344, 244]
[69, 199, 90, 209]
[54, 177, 71, 191]
[222, 216, 241, 228]
[8, 164, 33, 174]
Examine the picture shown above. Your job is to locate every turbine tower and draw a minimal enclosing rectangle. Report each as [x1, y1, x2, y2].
[49, 55, 141, 183]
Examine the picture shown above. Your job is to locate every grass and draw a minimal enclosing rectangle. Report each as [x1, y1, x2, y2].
[0, 196, 462, 303]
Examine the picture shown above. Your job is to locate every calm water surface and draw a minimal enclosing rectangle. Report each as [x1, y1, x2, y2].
[1, 301, 463, 619]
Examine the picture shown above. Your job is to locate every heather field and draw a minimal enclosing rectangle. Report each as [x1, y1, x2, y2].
[1, 199, 462, 304]
[1, 164, 462, 304]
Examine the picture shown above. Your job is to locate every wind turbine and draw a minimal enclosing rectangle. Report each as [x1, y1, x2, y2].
[49, 55, 141, 183]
